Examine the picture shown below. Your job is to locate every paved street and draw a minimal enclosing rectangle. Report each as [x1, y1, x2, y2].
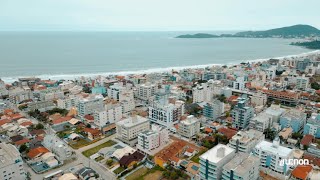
[27, 134, 117, 180]
[11, 103, 117, 180]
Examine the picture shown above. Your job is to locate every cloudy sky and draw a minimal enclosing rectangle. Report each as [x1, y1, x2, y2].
[0, 0, 319, 31]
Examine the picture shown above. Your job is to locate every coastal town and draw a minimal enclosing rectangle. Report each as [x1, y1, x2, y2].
[2, 51, 320, 180]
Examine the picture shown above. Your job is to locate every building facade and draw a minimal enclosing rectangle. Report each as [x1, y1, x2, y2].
[232, 97, 254, 129]
[116, 115, 150, 146]
[0, 143, 26, 180]
[177, 115, 200, 139]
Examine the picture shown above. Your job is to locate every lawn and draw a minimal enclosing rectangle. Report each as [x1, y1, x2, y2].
[95, 156, 104, 162]
[82, 140, 116, 157]
[125, 167, 148, 180]
[113, 166, 125, 174]
[190, 150, 206, 163]
[69, 138, 91, 149]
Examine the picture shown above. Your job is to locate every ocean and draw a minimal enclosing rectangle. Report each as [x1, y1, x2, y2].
[0, 31, 313, 82]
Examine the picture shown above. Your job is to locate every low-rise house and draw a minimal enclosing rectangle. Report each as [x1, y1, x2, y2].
[278, 127, 293, 141]
[78, 167, 98, 180]
[83, 128, 102, 141]
[291, 165, 313, 180]
[300, 134, 314, 149]
[119, 151, 145, 168]
[27, 146, 50, 160]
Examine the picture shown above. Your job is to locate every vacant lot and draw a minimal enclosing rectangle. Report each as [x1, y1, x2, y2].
[82, 140, 116, 157]
[125, 167, 148, 180]
[144, 170, 162, 180]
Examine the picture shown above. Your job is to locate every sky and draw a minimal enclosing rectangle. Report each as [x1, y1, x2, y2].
[0, 0, 319, 31]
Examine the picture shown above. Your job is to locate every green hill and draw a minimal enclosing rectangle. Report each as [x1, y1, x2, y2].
[291, 40, 320, 49]
[234, 24, 320, 38]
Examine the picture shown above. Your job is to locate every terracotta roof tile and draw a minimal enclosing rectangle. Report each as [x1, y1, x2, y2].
[291, 165, 312, 180]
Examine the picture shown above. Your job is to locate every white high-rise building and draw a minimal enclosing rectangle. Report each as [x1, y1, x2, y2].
[222, 153, 260, 180]
[0, 79, 8, 97]
[77, 94, 104, 117]
[94, 104, 122, 127]
[116, 115, 150, 146]
[137, 125, 169, 155]
[228, 129, 265, 153]
[0, 143, 26, 180]
[233, 77, 246, 91]
[137, 83, 157, 101]
[253, 138, 294, 174]
[57, 96, 78, 110]
[148, 98, 184, 128]
[43, 134, 73, 162]
[108, 83, 135, 114]
[192, 83, 213, 103]
[200, 144, 236, 180]
[177, 115, 200, 138]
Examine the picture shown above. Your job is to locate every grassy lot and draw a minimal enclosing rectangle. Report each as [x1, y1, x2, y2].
[190, 150, 206, 163]
[125, 167, 148, 180]
[95, 156, 104, 162]
[114, 166, 125, 174]
[144, 170, 162, 180]
[82, 140, 116, 157]
[69, 138, 91, 149]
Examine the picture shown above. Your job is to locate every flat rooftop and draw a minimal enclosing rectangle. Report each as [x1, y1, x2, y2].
[223, 153, 259, 176]
[255, 140, 293, 157]
[200, 144, 235, 164]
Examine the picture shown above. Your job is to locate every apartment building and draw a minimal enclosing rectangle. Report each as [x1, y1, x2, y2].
[116, 115, 150, 146]
[192, 83, 213, 103]
[253, 137, 294, 174]
[177, 115, 200, 139]
[43, 134, 73, 162]
[250, 112, 274, 132]
[8, 87, 32, 104]
[203, 99, 224, 120]
[279, 109, 306, 133]
[200, 144, 236, 180]
[94, 103, 122, 127]
[228, 129, 264, 153]
[0, 143, 26, 180]
[148, 98, 184, 129]
[304, 113, 320, 138]
[231, 97, 254, 129]
[77, 94, 104, 118]
[233, 76, 246, 91]
[137, 83, 157, 101]
[296, 75, 309, 90]
[137, 125, 169, 155]
[222, 153, 260, 180]
[0, 79, 8, 97]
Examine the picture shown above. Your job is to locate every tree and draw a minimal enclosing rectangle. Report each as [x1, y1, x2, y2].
[292, 132, 303, 140]
[86, 124, 92, 128]
[19, 144, 28, 153]
[35, 123, 44, 129]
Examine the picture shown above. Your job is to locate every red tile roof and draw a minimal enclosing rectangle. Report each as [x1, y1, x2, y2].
[301, 134, 314, 146]
[15, 138, 30, 146]
[218, 127, 237, 139]
[27, 147, 49, 159]
[52, 116, 72, 125]
[84, 114, 94, 121]
[204, 127, 213, 133]
[84, 128, 101, 135]
[20, 121, 33, 127]
[291, 165, 313, 180]
[0, 119, 11, 126]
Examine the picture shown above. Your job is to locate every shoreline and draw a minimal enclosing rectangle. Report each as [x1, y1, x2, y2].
[1, 50, 320, 83]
